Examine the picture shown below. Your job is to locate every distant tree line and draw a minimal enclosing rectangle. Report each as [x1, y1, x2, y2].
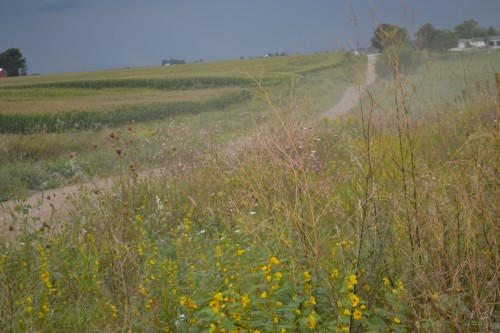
[265, 52, 288, 57]
[415, 19, 499, 50]
[371, 19, 500, 52]
[0, 48, 27, 76]
[162, 58, 186, 66]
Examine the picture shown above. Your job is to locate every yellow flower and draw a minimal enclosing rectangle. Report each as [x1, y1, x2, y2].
[139, 284, 147, 296]
[276, 301, 282, 306]
[214, 292, 224, 302]
[26, 297, 32, 304]
[25, 306, 33, 313]
[180, 296, 197, 310]
[274, 316, 279, 324]
[241, 294, 250, 309]
[360, 305, 367, 310]
[304, 271, 311, 282]
[347, 274, 357, 289]
[393, 317, 401, 324]
[364, 284, 370, 292]
[343, 309, 351, 316]
[383, 277, 390, 286]
[209, 301, 219, 314]
[295, 309, 301, 315]
[232, 313, 242, 323]
[280, 329, 287, 333]
[261, 292, 267, 299]
[266, 275, 272, 282]
[331, 269, 339, 278]
[348, 293, 360, 307]
[274, 272, 283, 280]
[270, 257, 280, 265]
[353, 309, 363, 320]
[308, 313, 316, 329]
[209, 323, 217, 332]
[262, 265, 271, 274]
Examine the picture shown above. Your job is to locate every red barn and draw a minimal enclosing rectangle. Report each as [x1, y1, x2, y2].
[0, 68, 7, 78]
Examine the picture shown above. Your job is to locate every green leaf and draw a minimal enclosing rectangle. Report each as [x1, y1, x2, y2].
[393, 326, 407, 333]
[220, 318, 235, 331]
[367, 317, 387, 329]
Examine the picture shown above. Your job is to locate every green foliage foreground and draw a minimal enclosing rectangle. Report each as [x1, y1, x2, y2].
[1, 87, 498, 332]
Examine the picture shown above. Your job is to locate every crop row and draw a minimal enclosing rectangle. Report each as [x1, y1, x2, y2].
[0, 76, 281, 91]
[0, 90, 251, 134]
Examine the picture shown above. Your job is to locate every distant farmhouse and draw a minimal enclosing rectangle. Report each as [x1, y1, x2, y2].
[487, 36, 500, 47]
[0, 68, 7, 78]
[452, 36, 500, 51]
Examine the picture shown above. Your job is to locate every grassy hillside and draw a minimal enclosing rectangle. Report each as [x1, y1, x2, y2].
[0, 50, 497, 332]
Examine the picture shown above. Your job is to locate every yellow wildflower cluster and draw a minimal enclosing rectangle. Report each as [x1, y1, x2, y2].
[105, 303, 118, 319]
[37, 303, 50, 319]
[308, 312, 317, 329]
[180, 296, 198, 310]
[37, 244, 56, 294]
[241, 294, 250, 309]
[209, 292, 226, 314]
[347, 274, 357, 290]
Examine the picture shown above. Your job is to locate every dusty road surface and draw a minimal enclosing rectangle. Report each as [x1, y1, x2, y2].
[321, 54, 378, 119]
[0, 168, 165, 236]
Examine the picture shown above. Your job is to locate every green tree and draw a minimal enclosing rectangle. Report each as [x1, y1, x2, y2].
[371, 23, 408, 50]
[486, 26, 498, 36]
[415, 23, 457, 50]
[0, 48, 27, 76]
[454, 19, 481, 38]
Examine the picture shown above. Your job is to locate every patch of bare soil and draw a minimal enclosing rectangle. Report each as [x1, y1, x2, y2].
[0, 168, 166, 236]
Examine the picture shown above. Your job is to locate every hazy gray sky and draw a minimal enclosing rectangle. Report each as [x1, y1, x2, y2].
[1, 0, 499, 74]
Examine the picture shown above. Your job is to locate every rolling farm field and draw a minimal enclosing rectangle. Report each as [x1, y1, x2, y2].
[0, 49, 498, 332]
[0, 52, 350, 201]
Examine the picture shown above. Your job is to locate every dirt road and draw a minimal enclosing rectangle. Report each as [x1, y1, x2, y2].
[321, 54, 378, 119]
[0, 168, 165, 235]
